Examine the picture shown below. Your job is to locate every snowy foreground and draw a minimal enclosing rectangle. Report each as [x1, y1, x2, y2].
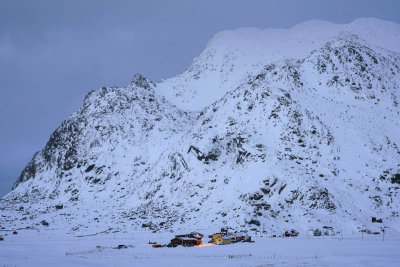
[1, 230, 399, 266]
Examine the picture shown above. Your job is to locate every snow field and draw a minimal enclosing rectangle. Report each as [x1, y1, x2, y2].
[1, 230, 399, 266]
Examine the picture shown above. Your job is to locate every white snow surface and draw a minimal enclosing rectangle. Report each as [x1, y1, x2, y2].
[1, 230, 399, 267]
[1, 18, 400, 240]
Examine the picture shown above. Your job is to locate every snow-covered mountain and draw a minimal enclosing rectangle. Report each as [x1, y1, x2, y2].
[157, 18, 400, 111]
[1, 18, 400, 236]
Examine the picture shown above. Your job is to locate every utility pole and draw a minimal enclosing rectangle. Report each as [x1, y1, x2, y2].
[262, 223, 265, 236]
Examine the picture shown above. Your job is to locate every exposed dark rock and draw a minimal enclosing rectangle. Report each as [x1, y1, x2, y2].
[391, 174, 400, 184]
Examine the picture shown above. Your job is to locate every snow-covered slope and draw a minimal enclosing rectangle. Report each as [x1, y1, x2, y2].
[1, 18, 400, 236]
[157, 18, 400, 111]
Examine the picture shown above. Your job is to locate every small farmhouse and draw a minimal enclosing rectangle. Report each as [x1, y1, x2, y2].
[170, 232, 203, 247]
[171, 236, 201, 247]
[209, 228, 252, 244]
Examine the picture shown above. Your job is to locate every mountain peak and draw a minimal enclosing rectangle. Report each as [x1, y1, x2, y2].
[156, 18, 400, 112]
[130, 73, 153, 89]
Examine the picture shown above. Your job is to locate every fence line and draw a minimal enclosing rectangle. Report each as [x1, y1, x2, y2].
[66, 250, 319, 260]
[71, 234, 400, 242]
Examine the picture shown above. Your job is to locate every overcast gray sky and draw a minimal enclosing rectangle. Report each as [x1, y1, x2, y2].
[1, 0, 399, 197]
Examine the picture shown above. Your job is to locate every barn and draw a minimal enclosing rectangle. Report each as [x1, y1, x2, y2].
[170, 236, 201, 247]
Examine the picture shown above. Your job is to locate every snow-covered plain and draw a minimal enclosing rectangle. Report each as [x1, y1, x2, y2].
[1, 230, 399, 267]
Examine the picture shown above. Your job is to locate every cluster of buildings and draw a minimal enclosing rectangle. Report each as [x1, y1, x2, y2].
[161, 229, 252, 247]
[159, 226, 353, 248]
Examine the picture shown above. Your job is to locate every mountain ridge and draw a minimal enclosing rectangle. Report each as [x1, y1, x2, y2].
[157, 18, 400, 111]
[1, 19, 400, 236]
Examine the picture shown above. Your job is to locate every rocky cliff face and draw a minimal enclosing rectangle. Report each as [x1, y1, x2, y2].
[1, 19, 400, 235]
